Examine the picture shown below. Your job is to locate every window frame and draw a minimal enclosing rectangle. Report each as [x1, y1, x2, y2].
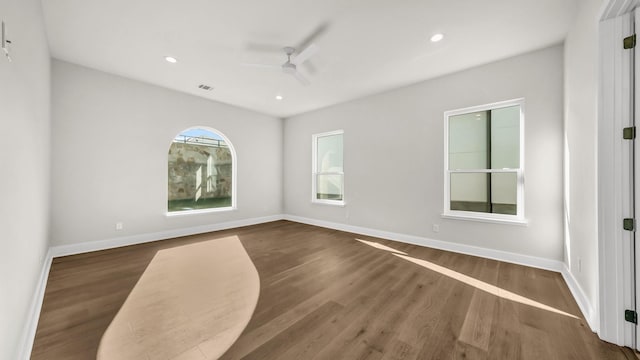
[166, 126, 237, 217]
[442, 98, 526, 225]
[312, 130, 345, 206]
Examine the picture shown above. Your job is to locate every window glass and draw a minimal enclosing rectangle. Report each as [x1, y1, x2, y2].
[449, 111, 488, 170]
[317, 134, 344, 173]
[490, 106, 520, 169]
[316, 174, 343, 201]
[445, 100, 523, 220]
[490, 172, 517, 215]
[313, 131, 344, 205]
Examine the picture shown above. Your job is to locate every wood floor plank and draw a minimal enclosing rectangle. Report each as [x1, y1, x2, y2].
[240, 301, 344, 360]
[379, 339, 416, 360]
[413, 281, 475, 360]
[31, 220, 637, 360]
[452, 340, 488, 360]
[220, 261, 398, 359]
[487, 299, 522, 360]
[276, 268, 406, 360]
[320, 270, 424, 360]
[306, 265, 416, 359]
[520, 324, 555, 360]
[458, 289, 497, 352]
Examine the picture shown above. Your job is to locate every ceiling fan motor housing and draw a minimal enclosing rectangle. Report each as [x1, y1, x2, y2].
[282, 62, 297, 74]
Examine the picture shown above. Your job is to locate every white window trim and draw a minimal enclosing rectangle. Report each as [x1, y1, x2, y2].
[166, 126, 237, 216]
[312, 130, 345, 206]
[166, 207, 237, 217]
[442, 98, 525, 224]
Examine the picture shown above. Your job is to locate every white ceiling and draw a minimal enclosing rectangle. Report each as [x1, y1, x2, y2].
[41, 0, 578, 118]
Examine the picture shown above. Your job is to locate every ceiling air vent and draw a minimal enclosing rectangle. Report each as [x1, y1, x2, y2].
[198, 84, 213, 91]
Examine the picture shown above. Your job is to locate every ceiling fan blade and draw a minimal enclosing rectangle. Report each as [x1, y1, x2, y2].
[292, 71, 310, 86]
[291, 43, 318, 66]
[296, 22, 329, 52]
[303, 61, 317, 75]
[241, 63, 281, 70]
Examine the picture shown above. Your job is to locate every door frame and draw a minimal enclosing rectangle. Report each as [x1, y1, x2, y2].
[598, 1, 637, 347]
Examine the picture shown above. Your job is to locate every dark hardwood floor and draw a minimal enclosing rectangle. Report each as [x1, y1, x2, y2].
[32, 220, 636, 359]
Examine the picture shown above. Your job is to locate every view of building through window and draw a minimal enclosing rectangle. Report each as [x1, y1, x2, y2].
[446, 100, 523, 219]
[168, 128, 233, 212]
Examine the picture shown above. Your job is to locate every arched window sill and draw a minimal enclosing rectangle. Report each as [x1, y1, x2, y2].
[166, 207, 237, 217]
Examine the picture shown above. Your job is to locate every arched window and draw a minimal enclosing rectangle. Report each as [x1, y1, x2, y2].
[167, 127, 236, 214]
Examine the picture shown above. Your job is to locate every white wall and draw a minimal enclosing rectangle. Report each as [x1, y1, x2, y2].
[0, 0, 51, 358]
[284, 45, 564, 261]
[51, 60, 283, 246]
[564, 0, 602, 329]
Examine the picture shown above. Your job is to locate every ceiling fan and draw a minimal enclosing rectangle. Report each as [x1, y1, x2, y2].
[242, 44, 318, 86]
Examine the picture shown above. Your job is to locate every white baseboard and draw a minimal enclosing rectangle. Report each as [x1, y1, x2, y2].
[282, 214, 598, 331]
[19, 248, 53, 360]
[561, 264, 598, 332]
[283, 215, 564, 271]
[50, 215, 284, 257]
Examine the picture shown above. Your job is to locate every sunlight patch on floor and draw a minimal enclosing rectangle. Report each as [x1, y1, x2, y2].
[97, 235, 260, 360]
[356, 239, 408, 255]
[393, 253, 579, 319]
[355, 236, 579, 319]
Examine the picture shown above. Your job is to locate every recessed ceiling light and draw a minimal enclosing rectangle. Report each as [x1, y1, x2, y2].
[275, 95, 283, 100]
[430, 33, 444, 42]
[165, 56, 178, 63]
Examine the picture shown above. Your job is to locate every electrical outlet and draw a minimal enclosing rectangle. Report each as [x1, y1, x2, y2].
[115, 222, 124, 231]
[432, 224, 440, 233]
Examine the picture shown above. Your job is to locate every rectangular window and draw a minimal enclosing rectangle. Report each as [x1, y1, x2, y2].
[312, 130, 344, 205]
[444, 99, 525, 223]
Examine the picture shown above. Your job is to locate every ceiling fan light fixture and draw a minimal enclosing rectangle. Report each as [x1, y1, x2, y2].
[430, 33, 444, 42]
[164, 56, 178, 63]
